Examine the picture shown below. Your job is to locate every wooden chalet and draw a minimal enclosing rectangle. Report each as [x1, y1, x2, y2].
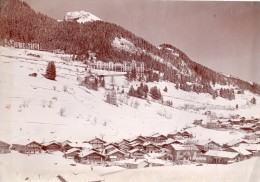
[124, 159, 149, 169]
[143, 143, 161, 153]
[61, 140, 73, 152]
[167, 132, 183, 139]
[104, 145, 118, 154]
[227, 147, 252, 160]
[204, 150, 239, 164]
[169, 144, 199, 161]
[131, 143, 144, 150]
[64, 148, 81, 159]
[224, 139, 249, 148]
[147, 133, 168, 143]
[128, 149, 145, 159]
[77, 150, 105, 164]
[87, 137, 106, 150]
[119, 143, 132, 153]
[195, 140, 222, 153]
[0, 140, 11, 154]
[25, 141, 42, 154]
[105, 149, 125, 161]
[44, 142, 61, 153]
[118, 139, 130, 146]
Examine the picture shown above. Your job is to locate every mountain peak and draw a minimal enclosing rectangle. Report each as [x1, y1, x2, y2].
[64, 11, 101, 23]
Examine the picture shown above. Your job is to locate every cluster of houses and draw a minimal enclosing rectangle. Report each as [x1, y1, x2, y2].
[1, 129, 260, 168]
[1, 39, 40, 50]
[194, 117, 260, 133]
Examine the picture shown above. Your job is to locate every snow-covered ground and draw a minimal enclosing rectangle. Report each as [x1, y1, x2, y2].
[0, 46, 260, 181]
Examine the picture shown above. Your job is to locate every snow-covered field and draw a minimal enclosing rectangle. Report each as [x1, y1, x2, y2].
[0, 46, 260, 181]
[0, 152, 259, 182]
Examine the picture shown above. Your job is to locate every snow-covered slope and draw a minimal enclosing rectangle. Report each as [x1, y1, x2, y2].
[0, 46, 259, 145]
[64, 11, 101, 23]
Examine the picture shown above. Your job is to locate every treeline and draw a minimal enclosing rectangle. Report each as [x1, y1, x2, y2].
[1, 0, 260, 97]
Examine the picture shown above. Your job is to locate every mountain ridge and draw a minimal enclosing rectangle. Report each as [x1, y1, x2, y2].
[0, 0, 259, 98]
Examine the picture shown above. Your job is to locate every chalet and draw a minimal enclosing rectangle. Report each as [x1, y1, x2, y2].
[104, 145, 118, 154]
[106, 149, 125, 161]
[193, 119, 203, 125]
[181, 131, 193, 138]
[220, 122, 232, 129]
[195, 140, 222, 153]
[128, 149, 145, 159]
[224, 139, 249, 148]
[0, 140, 11, 154]
[119, 144, 132, 153]
[130, 137, 146, 145]
[143, 143, 161, 153]
[147, 152, 172, 161]
[124, 159, 149, 169]
[131, 143, 144, 150]
[25, 141, 42, 154]
[239, 144, 260, 156]
[204, 150, 239, 164]
[147, 133, 168, 143]
[118, 139, 130, 145]
[147, 158, 167, 167]
[78, 150, 106, 164]
[167, 132, 184, 139]
[228, 147, 252, 160]
[44, 142, 61, 153]
[11, 144, 26, 153]
[170, 144, 199, 161]
[64, 148, 81, 159]
[61, 140, 73, 152]
[87, 137, 106, 150]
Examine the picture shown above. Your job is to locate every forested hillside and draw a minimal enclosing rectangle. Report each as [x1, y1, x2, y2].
[1, 0, 259, 98]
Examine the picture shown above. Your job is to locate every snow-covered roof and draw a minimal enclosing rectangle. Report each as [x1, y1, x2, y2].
[64, 148, 81, 154]
[239, 144, 260, 151]
[79, 149, 104, 158]
[170, 144, 199, 151]
[106, 148, 125, 156]
[230, 147, 252, 156]
[204, 150, 239, 159]
[255, 131, 260, 135]
[225, 139, 247, 147]
[129, 149, 144, 154]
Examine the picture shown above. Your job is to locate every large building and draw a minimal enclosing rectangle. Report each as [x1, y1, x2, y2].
[88, 60, 144, 77]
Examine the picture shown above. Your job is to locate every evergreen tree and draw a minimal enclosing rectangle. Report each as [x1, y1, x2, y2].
[45, 61, 56, 80]
[163, 86, 168, 92]
[150, 86, 162, 100]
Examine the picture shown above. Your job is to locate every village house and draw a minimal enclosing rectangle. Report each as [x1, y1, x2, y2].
[104, 144, 118, 154]
[231, 119, 243, 125]
[167, 132, 183, 139]
[25, 141, 42, 154]
[131, 143, 144, 150]
[105, 149, 125, 162]
[0, 140, 11, 154]
[147, 133, 168, 143]
[128, 149, 145, 159]
[123, 159, 149, 169]
[224, 139, 249, 148]
[143, 143, 161, 153]
[60, 140, 73, 152]
[77, 150, 106, 164]
[181, 131, 193, 139]
[206, 121, 220, 129]
[64, 148, 81, 159]
[43, 142, 61, 153]
[204, 150, 239, 164]
[130, 137, 146, 145]
[195, 140, 222, 153]
[119, 143, 132, 153]
[239, 143, 260, 156]
[227, 147, 252, 160]
[10, 144, 27, 153]
[87, 137, 106, 150]
[170, 144, 199, 162]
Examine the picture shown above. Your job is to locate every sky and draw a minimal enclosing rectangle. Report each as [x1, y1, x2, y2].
[24, 0, 260, 83]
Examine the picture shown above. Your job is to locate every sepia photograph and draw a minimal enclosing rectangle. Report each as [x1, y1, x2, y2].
[0, 0, 260, 181]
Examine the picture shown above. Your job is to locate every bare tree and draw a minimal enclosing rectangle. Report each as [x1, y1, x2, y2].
[58, 107, 66, 116]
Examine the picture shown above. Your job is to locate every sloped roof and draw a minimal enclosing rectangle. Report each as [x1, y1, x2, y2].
[65, 148, 81, 155]
[0, 140, 10, 147]
[106, 148, 125, 156]
[225, 139, 248, 147]
[170, 144, 199, 151]
[79, 149, 105, 158]
[129, 149, 145, 154]
[204, 150, 239, 159]
[230, 147, 252, 156]
[239, 144, 260, 151]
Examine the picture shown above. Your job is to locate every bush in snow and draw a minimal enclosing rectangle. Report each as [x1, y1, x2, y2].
[45, 61, 56, 80]
[250, 97, 256, 105]
[157, 108, 172, 119]
[58, 107, 65, 116]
